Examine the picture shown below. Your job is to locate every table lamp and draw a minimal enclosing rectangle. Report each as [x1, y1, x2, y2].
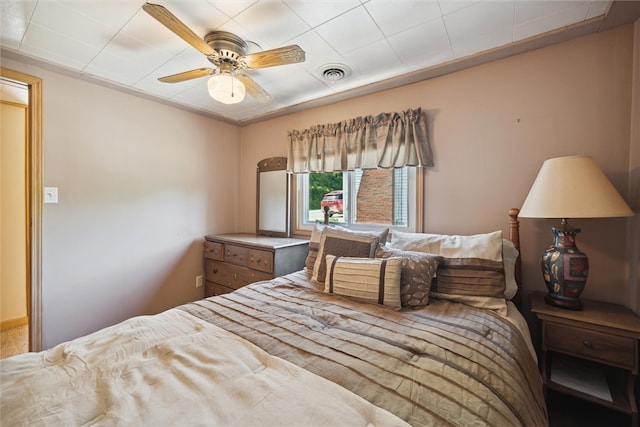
[519, 155, 634, 310]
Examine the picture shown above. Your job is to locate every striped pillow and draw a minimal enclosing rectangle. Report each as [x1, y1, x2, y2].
[390, 230, 508, 315]
[324, 255, 402, 310]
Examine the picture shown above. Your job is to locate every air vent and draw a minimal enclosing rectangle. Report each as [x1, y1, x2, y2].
[318, 64, 351, 82]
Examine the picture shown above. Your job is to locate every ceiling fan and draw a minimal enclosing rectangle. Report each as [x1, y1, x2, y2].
[142, 2, 306, 104]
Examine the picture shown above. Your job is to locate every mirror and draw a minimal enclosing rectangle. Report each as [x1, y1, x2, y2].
[257, 157, 289, 237]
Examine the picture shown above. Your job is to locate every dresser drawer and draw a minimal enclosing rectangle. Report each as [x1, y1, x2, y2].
[205, 260, 272, 290]
[204, 241, 224, 261]
[248, 248, 273, 273]
[224, 244, 249, 267]
[546, 322, 636, 368]
[206, 280, 235, 297]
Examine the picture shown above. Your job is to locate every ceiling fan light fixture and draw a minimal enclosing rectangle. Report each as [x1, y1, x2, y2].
[208, 74, 245, 104]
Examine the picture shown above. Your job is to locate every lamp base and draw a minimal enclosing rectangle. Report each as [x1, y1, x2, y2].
[541, 223, 589, 311]
[544, 293, 583, 310]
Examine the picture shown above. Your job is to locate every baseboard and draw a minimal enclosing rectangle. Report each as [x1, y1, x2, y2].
[1, 316, 28, 331]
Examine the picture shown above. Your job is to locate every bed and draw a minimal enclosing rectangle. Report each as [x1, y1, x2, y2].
[1, 209, 547, 426]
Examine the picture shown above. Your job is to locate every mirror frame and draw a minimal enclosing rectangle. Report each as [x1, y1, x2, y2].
[256, 157, 290, 237]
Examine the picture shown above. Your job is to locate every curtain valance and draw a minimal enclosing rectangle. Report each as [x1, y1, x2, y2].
[287, 107, 433, 173]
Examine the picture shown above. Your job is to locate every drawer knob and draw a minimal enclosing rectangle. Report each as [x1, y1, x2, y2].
[583, 340, 594, 349]
[212, 268, 218, 274]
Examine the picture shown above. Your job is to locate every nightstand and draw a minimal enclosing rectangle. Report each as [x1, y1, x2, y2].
[531, 292, 640, 426]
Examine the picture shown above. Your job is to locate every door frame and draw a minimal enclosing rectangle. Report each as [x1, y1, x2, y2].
[1, 68, 43, 352]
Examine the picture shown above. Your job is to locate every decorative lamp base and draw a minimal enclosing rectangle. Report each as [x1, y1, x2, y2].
[541, 223, 588, 310]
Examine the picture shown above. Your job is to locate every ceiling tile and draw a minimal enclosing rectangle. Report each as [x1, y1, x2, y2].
[290, 30, 342, 74]
[342, 38, 401, 79]
[1, 12, 28, 49]
[258, 67, 330, 104]
[443, 1, 514, 58]
[586, 1, 610, 19]
[387, 17, 453, 72]
[57, 0, 141, 31]
[135, 48, 210, 96]
[363, 0, 442, 37]
[1, 0, 37, 48]
[514, 1, 593, 41]
[206, 1, 257, 19]
[157, 1, 230, 38]
[314, 5, 384, 54]
[232, 0, 311, 47]
[20, 22, 103, 70]
[284, 0, 360, 28]
[29, 1, 115, 51]
[437, 1, 478, 16]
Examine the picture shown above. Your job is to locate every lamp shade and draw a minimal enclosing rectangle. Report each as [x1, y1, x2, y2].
[207, 74, 245, 104]
[519, 155, 633, 219]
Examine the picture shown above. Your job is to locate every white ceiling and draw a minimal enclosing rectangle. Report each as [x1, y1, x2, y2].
[0, 0, 621, 124]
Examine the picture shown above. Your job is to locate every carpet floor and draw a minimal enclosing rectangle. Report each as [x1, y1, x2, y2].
[1, 324, 29, 359]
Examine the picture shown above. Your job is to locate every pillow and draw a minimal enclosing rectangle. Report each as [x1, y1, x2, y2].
[376, 246, 441, 308]
[324, 255, 402, 310]
[390, 230, 507, 315]
[502, 239, 519, 300]
[304, 224, 389, 274]
[312, 228, 381, 284]
[304, 223, 326, 273]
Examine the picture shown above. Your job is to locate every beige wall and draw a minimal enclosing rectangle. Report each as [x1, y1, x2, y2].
[240, 24, 637, 311]
[1, 101, 28, 323]
[2, 57, 241, 348]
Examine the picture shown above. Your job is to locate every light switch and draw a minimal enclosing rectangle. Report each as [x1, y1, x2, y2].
[44, 187, 58, 204]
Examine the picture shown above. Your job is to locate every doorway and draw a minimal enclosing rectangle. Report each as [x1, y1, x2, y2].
[0, 68, 43, 353]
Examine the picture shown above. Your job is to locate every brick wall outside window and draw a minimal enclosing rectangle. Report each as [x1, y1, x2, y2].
[356, 169, 392, 224]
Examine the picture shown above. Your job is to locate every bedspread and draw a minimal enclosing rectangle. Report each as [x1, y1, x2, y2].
[179, 271, 548, 427]
[1, 309, 409, 427]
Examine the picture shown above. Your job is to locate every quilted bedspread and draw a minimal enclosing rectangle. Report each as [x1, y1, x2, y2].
[1, 308, 409, 426]
[179, 271, 548, 427]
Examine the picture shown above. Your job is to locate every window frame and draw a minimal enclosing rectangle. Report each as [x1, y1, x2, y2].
[290, 167, 424, 237]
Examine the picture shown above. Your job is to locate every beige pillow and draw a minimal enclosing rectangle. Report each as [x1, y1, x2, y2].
[503, 239, 519, 300]
[324, 255, 402, 310]
[376, 246, 441, 308]
[312, 228, 381, 284]
[304, 223, 326, 273]
[390, 230, 507, 315]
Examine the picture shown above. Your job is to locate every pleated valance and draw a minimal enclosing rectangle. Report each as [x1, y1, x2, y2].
[287, 107, 433, 173]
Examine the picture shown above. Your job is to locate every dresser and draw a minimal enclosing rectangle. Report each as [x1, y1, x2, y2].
[203, 234, 309, 297]
[531, 292, 640, 426]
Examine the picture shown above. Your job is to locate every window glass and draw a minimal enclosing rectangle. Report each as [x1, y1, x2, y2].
[294, 167, 420, 233]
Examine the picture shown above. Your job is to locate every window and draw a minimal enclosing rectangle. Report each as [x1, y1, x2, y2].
[293, 167, 422, 234]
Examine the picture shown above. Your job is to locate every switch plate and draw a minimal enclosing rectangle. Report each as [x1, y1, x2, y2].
[44, 187, 58, 204]
[196, 275, 203, 288]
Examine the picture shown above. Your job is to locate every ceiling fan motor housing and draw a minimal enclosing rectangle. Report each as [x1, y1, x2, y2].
[205, 31, 247, 64]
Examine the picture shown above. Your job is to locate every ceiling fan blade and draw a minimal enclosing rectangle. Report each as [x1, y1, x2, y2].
[143, 2, 217, 58]
[236, 74, 272, 103]
[158, 68, 214, 83]
[241, 45, 305, 69]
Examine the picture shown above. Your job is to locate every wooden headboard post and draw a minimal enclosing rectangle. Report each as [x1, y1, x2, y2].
[508, 208, 522, 308]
